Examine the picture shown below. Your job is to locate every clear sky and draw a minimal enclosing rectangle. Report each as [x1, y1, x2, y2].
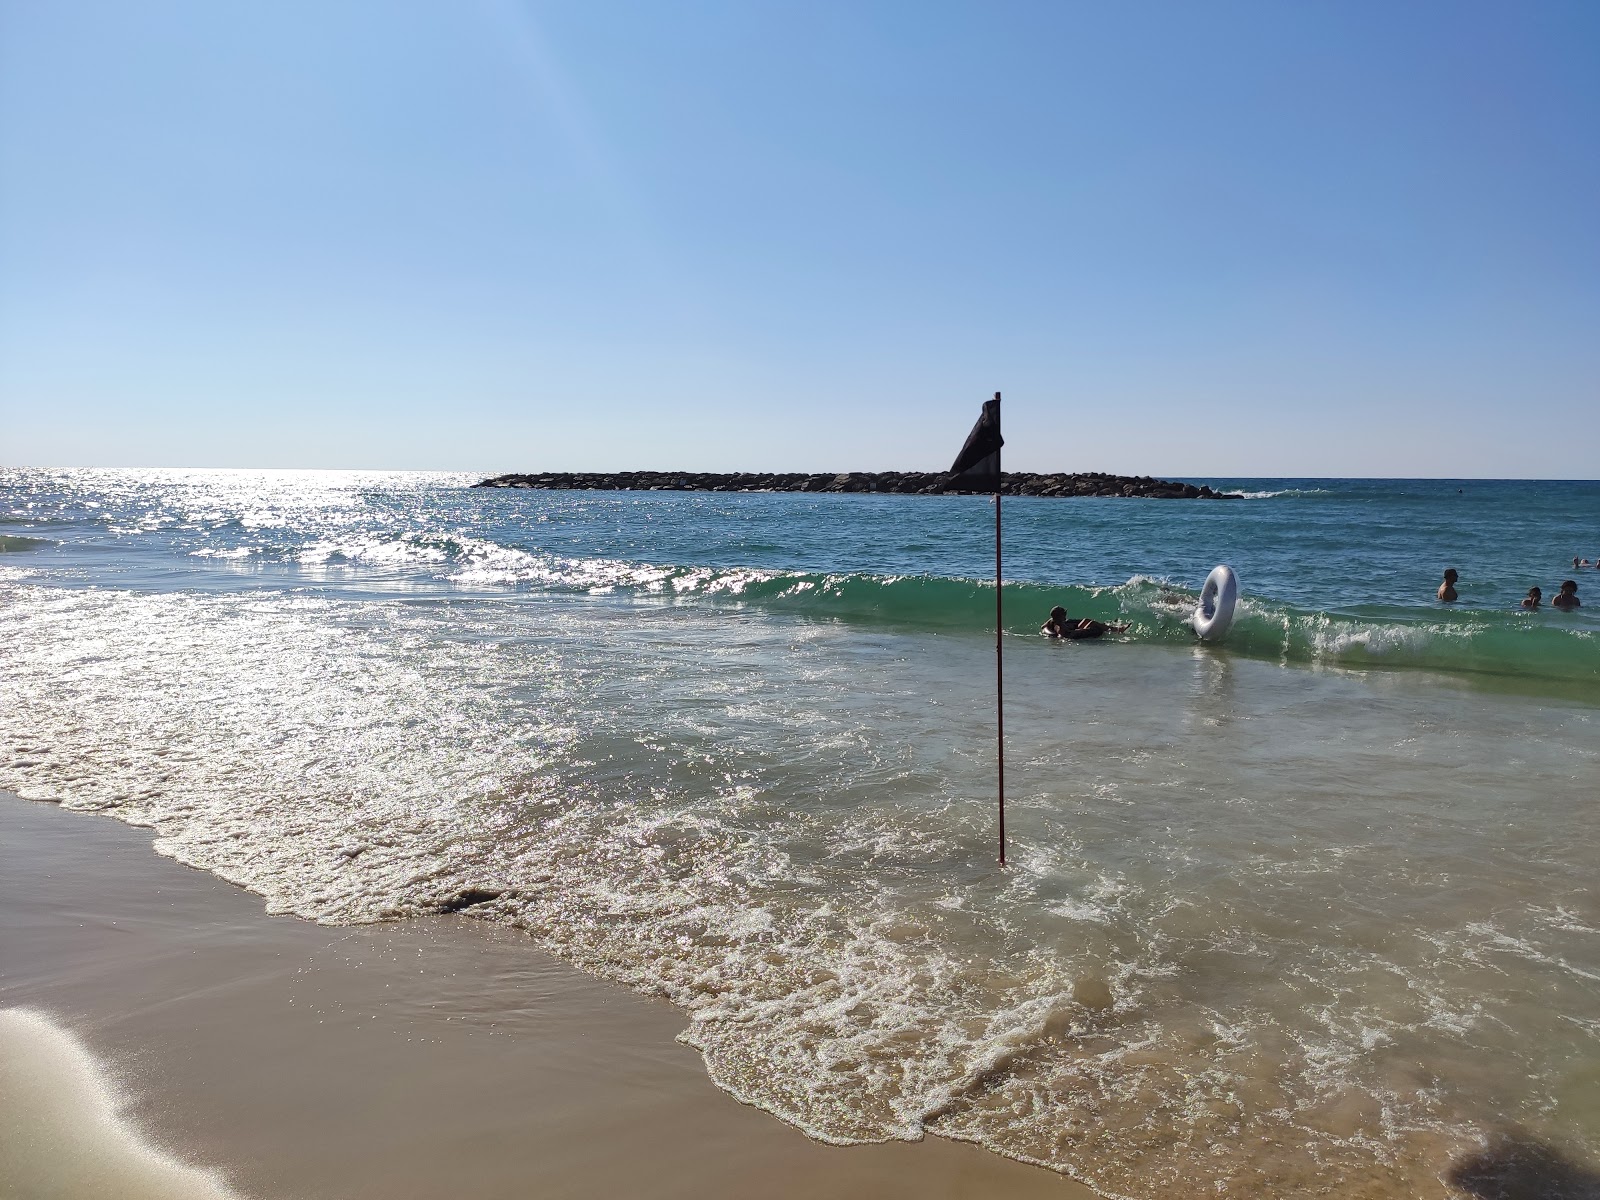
[2, 1, 1596, 477]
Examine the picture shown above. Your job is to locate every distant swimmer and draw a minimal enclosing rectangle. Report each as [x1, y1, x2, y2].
[1521, 586, 1542, 610]
[1043, 606, 1129, 640]
[1437, 569, 1459, 602]
[1553, 580, 1582, 611]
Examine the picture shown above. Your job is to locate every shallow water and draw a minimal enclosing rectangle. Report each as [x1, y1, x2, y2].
[2, 468, 1597, 1197]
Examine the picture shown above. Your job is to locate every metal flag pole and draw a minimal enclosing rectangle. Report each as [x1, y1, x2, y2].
[946, 390, 1007, 867]
[993, 392, 1005, 866]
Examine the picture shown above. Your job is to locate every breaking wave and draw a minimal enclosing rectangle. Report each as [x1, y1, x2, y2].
[0, 535, 53, 553]
[256, 532, 1600, 689]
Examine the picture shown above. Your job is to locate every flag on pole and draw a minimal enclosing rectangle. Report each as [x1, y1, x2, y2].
[948, 396, 1004, 491]
[950, 392, 1007, 865]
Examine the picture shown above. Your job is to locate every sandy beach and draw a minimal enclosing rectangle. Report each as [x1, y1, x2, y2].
[0, 794, 1088, 1200]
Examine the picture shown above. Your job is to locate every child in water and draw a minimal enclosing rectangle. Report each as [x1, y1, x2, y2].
[1522, 587, 1542, 610]
[1553, 580, 1582, 611]
[1042, 606, 1129, 639]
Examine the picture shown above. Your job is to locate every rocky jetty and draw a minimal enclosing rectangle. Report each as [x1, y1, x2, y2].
[474, 470, 1240, 499]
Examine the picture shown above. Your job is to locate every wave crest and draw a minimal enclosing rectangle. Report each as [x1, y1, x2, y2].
[242, 531, 1600, 689]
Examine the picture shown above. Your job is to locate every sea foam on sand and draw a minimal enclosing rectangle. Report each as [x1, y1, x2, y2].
[0, 1008, 239, 1200]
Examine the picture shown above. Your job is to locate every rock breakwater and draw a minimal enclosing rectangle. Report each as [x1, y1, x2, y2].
[475, 471, 1240, 499]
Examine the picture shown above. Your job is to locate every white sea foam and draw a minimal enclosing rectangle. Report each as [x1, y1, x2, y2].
[1233, 487, 1335, 499]
[189, 546, 257, 559]
[1049, 897, 1112, 923]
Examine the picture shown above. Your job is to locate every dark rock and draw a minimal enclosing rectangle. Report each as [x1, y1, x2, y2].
[472, 471, 1241, 499]
[433, 887, 505, 913]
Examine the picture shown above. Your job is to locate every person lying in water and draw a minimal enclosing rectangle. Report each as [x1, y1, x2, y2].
[1042, 606, 1129, 639]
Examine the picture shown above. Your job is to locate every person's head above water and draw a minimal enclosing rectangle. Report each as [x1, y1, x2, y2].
[1529, 586, 1542, 597]
[1443, 569, 1458, 582]
[1049, 606, 1067, 621]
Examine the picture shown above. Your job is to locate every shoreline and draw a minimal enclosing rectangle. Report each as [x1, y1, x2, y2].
[0, 794, 1089, 1200]
[474, 470, 1242, 498]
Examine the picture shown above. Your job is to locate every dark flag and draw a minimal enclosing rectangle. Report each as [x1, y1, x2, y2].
[948, 394, 1003, 492]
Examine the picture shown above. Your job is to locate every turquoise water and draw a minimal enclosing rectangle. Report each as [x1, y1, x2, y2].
[4, 468, 1597, 689]
[2, 468, 1598, 1198]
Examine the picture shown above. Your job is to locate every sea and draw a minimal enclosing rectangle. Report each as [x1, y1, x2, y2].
[2, 467, 1597, 1199]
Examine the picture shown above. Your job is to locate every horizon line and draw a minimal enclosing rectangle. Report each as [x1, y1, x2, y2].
[3, 464, 1599, 483]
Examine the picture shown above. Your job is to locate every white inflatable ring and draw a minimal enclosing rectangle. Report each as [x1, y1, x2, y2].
[1192, 564, 1238, 642]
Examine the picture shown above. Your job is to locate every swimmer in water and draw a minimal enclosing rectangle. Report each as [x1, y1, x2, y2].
[1521, 586, 1542, 610]
[1437, 569, 1458, 602]
[1043, 606, 1129, 639]
[1553, 580, 1582, 611]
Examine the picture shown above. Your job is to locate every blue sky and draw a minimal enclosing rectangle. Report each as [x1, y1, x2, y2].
[2, 0, 1596, 476]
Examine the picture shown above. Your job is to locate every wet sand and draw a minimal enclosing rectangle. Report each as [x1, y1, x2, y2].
[0, 794, 1089, 1200]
